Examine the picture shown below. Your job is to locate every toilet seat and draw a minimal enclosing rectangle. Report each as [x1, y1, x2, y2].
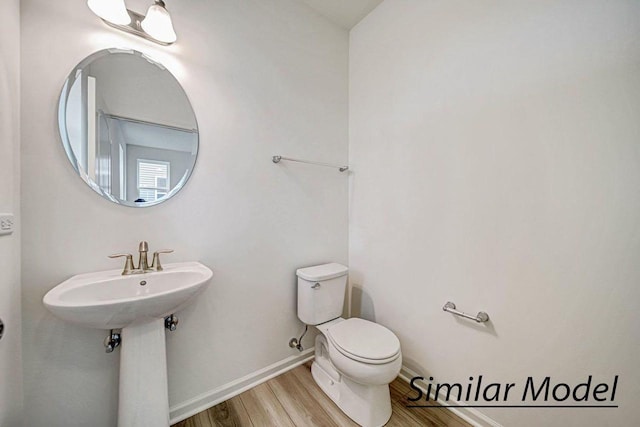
[327, 318, 400, 365]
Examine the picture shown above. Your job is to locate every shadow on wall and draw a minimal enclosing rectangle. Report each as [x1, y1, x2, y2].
[350, 285, 376, 321]
[450, 314, 499, 337]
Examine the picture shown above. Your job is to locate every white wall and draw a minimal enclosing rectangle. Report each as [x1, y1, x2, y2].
[21, 0, 348, 426]
[0, 0, 23, 425]
[349, 1, 640, 426]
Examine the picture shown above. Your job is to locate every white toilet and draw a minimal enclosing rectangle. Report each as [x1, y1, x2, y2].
[297, 263, 402, 427]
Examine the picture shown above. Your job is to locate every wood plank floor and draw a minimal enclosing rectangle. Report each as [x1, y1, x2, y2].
[172, 362, 472, 427]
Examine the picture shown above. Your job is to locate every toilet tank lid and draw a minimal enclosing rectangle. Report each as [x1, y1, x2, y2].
[296, 263, 348, 281]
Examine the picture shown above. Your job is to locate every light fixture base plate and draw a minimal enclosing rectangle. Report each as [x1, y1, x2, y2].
[102, 9, 174, 46]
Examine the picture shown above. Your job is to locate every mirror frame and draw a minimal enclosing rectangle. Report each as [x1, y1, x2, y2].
[57, 48, 199, 208]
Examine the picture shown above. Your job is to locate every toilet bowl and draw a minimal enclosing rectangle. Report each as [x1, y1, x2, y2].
[313, 318, 402, 427]
[296, 263, 402, 427]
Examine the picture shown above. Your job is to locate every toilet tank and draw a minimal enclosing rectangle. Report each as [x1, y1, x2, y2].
[297, 263, 348, 325]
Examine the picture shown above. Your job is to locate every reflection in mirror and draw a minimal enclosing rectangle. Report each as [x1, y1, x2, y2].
[58, 48, 198, 207]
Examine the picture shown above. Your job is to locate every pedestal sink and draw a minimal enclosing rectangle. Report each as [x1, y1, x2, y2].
[43, 261, 213, 427]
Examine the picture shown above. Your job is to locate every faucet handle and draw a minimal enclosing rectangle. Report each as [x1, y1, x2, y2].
[151, 249, 174, 272]
[109, 253, 135, 275]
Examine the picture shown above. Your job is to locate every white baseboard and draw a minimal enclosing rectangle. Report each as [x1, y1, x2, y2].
[169, 348, 315, 424]
[399, 366, 503, 427]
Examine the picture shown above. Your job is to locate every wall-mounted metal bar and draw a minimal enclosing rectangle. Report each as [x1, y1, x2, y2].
[443, 301, 490, 323]
[272, 156, 349, 172]
[100, 9, 173, 47]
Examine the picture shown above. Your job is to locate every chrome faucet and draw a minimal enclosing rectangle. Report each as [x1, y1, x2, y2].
[138, 241, 150, 271]
[109, 241, 174, 275]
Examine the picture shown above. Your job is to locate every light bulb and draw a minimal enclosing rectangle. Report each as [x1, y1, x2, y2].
[141, 1, 177, 44]
[87, 0, 131, 26]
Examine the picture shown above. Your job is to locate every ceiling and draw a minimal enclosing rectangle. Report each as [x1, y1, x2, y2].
[298, 0, 384, 29]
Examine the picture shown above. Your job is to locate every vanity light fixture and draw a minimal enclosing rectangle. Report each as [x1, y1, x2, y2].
[141, 1, 177, 44]
[87, 0, 177, 46]
[87, 0, 131, 25]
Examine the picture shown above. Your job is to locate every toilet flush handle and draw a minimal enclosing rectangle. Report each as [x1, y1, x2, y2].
[311, 283, 321, 289]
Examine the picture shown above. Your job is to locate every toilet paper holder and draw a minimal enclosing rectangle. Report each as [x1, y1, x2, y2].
[443, 301, 490, 323]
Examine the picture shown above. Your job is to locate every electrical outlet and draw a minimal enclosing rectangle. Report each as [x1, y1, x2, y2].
[0, 214, 14, 236]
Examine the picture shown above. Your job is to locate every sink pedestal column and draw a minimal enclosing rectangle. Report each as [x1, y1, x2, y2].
[118, 318, 170, 427]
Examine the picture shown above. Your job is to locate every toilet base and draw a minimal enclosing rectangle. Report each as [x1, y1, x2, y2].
[312, 336, 392, 427]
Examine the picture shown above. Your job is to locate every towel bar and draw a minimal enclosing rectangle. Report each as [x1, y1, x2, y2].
[272, 155, 349, 172]
[443, 301, 490, 323]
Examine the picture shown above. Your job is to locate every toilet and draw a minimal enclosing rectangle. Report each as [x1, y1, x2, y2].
[297, 263, 402, 427]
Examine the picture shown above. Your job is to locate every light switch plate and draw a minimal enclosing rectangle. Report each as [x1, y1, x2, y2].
[0, 214, 14, 236]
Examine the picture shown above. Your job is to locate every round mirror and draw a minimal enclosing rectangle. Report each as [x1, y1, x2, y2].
[58, 48, 198, 207]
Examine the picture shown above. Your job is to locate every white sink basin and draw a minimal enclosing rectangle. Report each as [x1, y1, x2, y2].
[43, 261, 213, 426]
[43, 261, 213, 329]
